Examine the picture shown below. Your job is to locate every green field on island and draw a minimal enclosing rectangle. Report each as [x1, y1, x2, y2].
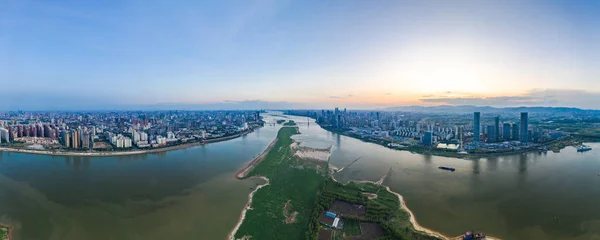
[235, 121, 440, 240]
[235, 124, 327, 239]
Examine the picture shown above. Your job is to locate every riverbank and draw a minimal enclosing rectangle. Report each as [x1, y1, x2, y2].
[330, 167, 499, 240]
[227, 176, 270, 240]
[230, 124, 459, 239]
[0, 128, 258, 157]
[232, 126, 328, 239]
[236, 136, 278, 179]
[321, 125, 582, 159]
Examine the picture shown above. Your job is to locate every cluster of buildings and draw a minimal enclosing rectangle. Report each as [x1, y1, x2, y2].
[288, 108, 570, 153]
[0, 110, 263, 151]
[472, 112, 533, 143]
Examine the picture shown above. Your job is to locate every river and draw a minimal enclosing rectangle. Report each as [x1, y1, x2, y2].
[1, 113, 600, 240]
[285, 114, 600, 240]
[0, 117, 281, 240]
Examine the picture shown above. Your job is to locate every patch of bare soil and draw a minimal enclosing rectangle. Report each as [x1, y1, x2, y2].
[362, 192, 377, 199]
[282, 200, 298, 224]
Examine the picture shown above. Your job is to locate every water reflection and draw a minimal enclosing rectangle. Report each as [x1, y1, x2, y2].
[275, 114, 600, 240]
[471, 159, 481, 174]
[486, 157, 498, 172]
[422, 154, 432, 165]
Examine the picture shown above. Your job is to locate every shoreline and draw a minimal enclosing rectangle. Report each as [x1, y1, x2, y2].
[228, 133, 280, 239]
[320, 126, 580, 160]
[235, 136, 278, 179]
[328, 171, 447, 239]
[0, 128, 257, 157]
[330, 167, 500, 240]
[226, 176, 270, 240]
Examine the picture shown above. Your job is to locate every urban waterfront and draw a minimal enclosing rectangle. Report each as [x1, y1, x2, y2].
[1, 113, 600, 239]
[0, 119, 280, 240]
[288, 114, 600, 240]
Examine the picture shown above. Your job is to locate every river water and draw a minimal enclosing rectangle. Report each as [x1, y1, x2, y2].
[0, 118, 281, 240]
[1, 113, 600, 240]
[286, 114, 600, 240]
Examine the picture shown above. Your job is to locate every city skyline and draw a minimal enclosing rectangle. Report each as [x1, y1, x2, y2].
[2, 0, 600, 110]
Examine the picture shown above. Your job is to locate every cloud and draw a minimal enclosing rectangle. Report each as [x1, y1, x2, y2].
[419, 89, 600, 109]
[329, 94, 354, 99]
[385, 93, 393, 95]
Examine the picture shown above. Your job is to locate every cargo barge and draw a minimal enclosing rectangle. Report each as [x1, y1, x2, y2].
[438, 166, 455, 172]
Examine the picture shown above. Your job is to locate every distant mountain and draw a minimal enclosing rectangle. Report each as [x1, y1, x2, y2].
[381, 105, 600, 114]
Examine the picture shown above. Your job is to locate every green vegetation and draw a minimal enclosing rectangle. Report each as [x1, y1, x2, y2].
[235, 127, 327, 240]
[307, 180, 439, 240]
[276, 119, 286, 124]
[283, 120, 297, 126]
[235, 126, 438, 240]
[341, 219, 361, 237]
[0, 225, 9, 240]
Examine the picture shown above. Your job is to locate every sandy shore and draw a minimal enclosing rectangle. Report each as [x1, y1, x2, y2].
[293, 145, 332, 162]
[236, 137, 278, 179]
[330, 167, 500, 240]
[227, 176, 270, 240]
[0, 129, 256, 157]
[228, 136, 280, 239]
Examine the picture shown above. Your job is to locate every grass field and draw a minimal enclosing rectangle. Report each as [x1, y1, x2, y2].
[341, 219, 361, 237]
[235, 126, 327, 239]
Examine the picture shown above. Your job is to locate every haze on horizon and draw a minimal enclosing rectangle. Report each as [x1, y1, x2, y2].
[1, 0, 599, 111]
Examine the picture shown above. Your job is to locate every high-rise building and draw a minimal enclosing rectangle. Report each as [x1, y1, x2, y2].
[81, 132, 90, 149]
[494, 117, 500, 142]
[72, 129, 80, 148]
[44, 125, 51, 138]
[520, 112, 529, 143]
[503, 123, 511, 141]
[512, 123, 520, 141]
[0, 128, 9, 143]
[63, 131, 71, 148]
[38, 124, 44, 138]
[422, 131, 433, 146]
[473, 112, 481, 142]
[487, 125, 496, 143]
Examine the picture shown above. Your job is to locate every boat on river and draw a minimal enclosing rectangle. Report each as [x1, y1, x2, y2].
[438, 166, 456, 172]
[577, 146, 592, 152]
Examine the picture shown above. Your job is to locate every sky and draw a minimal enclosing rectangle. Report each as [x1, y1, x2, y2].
[1, 0, 599, 110]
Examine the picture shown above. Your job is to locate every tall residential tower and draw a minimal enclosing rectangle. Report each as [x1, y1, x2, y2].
[473, 112, 480, 142]
[520, 112, 529, 143]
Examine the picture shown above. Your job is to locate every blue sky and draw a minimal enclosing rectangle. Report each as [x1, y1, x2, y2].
[1, 0, 599, 110]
